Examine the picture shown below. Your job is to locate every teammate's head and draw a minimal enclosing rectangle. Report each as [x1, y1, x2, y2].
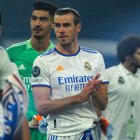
[31, 1, 57, 40]
[55, 7, 81, 26]
[117, 34, 140, 65]
[32, 1, 57, 19]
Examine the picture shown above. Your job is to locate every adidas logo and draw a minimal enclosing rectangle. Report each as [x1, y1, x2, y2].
[18, 64, 26, 70]
[56, 65, 64, 71]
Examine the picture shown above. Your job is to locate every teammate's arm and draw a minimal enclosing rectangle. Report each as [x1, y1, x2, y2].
[21, 118, 30, 140]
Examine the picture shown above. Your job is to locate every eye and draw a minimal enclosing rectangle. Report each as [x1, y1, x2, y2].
[31, 16, 37, 21]
[40, 17, 48, 22]
[63, 23, 70, 27]
[54, 23, 61, 28]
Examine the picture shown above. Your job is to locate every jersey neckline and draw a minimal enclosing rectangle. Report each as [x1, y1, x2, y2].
[54, 47, 80, 57]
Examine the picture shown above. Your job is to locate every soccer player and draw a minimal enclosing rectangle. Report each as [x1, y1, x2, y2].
[100, 34, 140, 140]
[6, 1, 57, 140]
[31, 8, 108, 140]
[0, 11, 29, 140]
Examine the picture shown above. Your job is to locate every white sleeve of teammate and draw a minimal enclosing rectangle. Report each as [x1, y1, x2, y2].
[0, 48, 18, 88]
[31, 56, 50, 87]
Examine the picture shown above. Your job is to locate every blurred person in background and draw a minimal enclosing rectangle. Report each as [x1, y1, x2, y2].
[0, 11, 29, 140]
[6, 1, 57, 140]
[100, 34, 140, 140]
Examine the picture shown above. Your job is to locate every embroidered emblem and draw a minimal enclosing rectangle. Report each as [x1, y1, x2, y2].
[118, 76, 125, 84]
[84, 62, 92, 71]
[32, 66, 40, 77]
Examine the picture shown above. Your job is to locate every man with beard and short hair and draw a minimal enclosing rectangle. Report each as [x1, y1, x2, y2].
[100, 34, 140, 140]
[6, 1, 57, 140]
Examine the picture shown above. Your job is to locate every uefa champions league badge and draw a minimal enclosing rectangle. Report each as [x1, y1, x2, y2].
[32, 66, 40, 77]
[118, 76, 125, 84]
[84, 62, 92, 71]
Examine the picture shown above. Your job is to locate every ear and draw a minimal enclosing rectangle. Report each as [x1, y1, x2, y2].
[76, 23, 81, 33]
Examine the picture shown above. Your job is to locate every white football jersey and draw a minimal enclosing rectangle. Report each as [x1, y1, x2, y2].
[0, 47, 18, 138]
[0, 47, 18, 90]
[101, 64, 140, 140]
[31, 47, 107, 136]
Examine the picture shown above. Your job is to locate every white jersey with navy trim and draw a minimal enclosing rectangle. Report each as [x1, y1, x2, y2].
[0, 47, 18, 90]
[0, 47, 18, 138]
[31, 46, 107, 136]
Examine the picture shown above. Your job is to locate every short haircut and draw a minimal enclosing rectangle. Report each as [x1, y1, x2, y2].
[117, 34, 140, 63]
[33, 1, 57, 18]
[55, 7, 81, 25]
[0, 11, 1, 25]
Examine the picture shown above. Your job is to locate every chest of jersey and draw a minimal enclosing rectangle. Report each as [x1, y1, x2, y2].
[44, 52, 101, 98]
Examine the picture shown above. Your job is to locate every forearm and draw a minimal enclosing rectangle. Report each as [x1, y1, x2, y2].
[34, 76, 100, 115]
[36, 86, 93, 115]
[37, 95, 79, 115]
[92, 93, 108, 111]
[22, 118, 30, 140]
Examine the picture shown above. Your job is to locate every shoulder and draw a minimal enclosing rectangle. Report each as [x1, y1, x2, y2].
[80, 46, 104, 63]
[35, 48, 55, 62]
[6, 40, 28, 52]
[40, 48, 56, 57]
[105, 65, 120, 76]
[80, 46, 103, 58]
[80, 46, 99, 54]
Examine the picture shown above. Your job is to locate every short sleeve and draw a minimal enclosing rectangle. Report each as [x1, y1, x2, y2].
[31, 56, 51, 88]
[97, 53, 108, 83]
[0, 48, 18, 89]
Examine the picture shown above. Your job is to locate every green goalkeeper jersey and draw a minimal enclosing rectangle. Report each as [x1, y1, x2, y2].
[6, 39, 55, 121]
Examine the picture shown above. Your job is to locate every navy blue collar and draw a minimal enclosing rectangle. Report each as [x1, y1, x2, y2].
[55, 47, 80, 57]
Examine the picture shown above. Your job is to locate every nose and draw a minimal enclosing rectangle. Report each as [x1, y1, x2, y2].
[60, 31, 65, 36]
[34, 19, 41, 26]
[59, 26, 65, 35]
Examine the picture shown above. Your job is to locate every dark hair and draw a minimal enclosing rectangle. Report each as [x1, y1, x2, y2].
[55, 7, 81, 25]
[117, 34, 140, 63]
[33, 1, 57, 17]
[0, 11, 1, 25]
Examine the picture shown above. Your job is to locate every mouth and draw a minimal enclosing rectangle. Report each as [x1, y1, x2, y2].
[59, 35, 68, 39]
[33, 28, 42, 33]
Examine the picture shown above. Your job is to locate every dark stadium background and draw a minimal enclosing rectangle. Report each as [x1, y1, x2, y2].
[1, 0, 140, 67]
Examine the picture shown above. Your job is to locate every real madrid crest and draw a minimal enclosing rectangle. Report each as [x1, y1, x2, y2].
[118, 76, 125, 84]
[84, 62, 92, 71]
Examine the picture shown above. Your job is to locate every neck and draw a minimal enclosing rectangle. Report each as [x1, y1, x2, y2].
[56, 40, 79, 54]
[31, 34, 50, 52]
[123, 62, 137, 74]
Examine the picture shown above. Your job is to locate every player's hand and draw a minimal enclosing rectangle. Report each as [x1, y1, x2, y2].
[76, 74, 101, 103]
[91, 73, 102, 94]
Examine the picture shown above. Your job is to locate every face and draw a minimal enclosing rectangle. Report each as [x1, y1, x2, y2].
[54, 13, 81, 47]
[31, 10, 53, 40]
[132, 48, 140, 68]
